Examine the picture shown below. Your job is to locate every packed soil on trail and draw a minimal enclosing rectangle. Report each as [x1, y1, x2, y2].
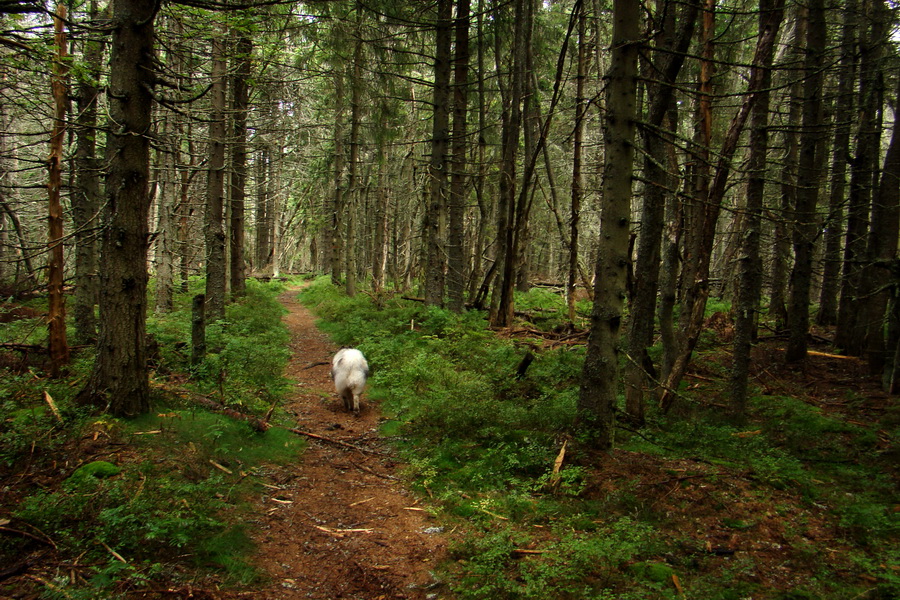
[244, 288, 447, 599]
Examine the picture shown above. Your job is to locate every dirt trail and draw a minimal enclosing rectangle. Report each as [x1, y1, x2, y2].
[245, 288, 447, 599]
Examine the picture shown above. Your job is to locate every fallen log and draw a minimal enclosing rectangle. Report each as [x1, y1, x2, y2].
[187, 394, 388, 455]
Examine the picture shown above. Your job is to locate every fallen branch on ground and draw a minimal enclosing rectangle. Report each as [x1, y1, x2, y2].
[191, 395, 270, 432]
[287, 427, 389, 456]
[303, 361, 330, 370]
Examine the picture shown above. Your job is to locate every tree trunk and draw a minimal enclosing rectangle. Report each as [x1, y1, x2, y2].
[623, 0, 699, 424]
[577, 0, 640, 450]
[817, 0, 858, 326]
[676, 0, 715, 348]
[229, 35, 251, 299]
[491, 0, 525, 326]
[731, 0, 785, 420]
[346, 12, 363, 298]
[514, 0, 538, 296]
[865, 54, 900, 375]
[72, 0, 102, 341]
[657, 119, 682, 382]
[256, 143, 271, 272]
[425, 0, 452, 307]
[447, 0, 470, 313]
[372, 149, 388, 292]
[78, 0, 159, 417]
[786, 0, 826, 362]
[467, 0, 489, 305]
[46, 3, 70, 377]
[770, 14, 806, 331]
[567, 0, 588, 324]
[205, 32, 227, 322]
[836, 7, 885, 354]
[154, 111, 176, 314]
[660, 0, 783, 412]
[330, 71, 345, 286]
[191, 293, 206, 367]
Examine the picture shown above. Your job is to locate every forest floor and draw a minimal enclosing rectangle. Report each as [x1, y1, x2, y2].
[2, 288, 896, 599]
[236, 288, 447, 599]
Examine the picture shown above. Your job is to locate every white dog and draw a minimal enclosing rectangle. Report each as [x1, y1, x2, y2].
[331, 348, 369, 413]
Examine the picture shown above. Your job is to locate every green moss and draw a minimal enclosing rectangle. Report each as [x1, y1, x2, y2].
[627, 561, 676, 583]
[68, 461, 122, 484]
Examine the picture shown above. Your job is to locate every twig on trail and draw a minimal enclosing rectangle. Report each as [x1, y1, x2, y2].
[639, 473, 710, 487]
[287, 427, 389, 456]
[209, 459, 233, 474]
[479, 507, 509, 520]
[185, 394, 390, 456]
[43, 391, 63, 422]
[312, 524, 373, 538]
[351, 460, 397, 480]
[100, 541, 126, 563]
[513, 549, 546, 555]
[303, 360, 330, 370]
[349, 497, 376, 507]
[807, 350, 859, 361]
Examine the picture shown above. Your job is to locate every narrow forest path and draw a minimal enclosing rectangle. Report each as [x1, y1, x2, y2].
[244, 287, 447, 599]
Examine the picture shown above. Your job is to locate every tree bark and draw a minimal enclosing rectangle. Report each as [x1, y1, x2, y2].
[660, 0, 783, 412]
[730, 0, 785, 420]
[447, 0, 470, 313]
[865, 53, 900, 375]
[467, 0, 489, 305]
[205, 32, 227, 322]
[836, 6, 885, 354]
[817, 0, 858, 326]
[567, 0, 586, 324]
[229, 35, 251, 299]
[425, 0, 452, 307]
[72, 0, 102, 341]
[330, 71, 345, 286]
[491, 0, 525, 326]
[577, 0, 640, 450]
[78, 0, 159, 417]
[46, 3, 70, 377]
[256, 143, 271, 272]
[623, 0, 699, 424]
[770, 13, 805, 331]
[345, 10, 363, 298]
[786, 0, 827, 362]
[676, 0, 715, 347]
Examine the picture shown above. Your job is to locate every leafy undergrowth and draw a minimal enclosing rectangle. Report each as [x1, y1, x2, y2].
[0, 278, 304, 598]
[301, 277, 900, 600]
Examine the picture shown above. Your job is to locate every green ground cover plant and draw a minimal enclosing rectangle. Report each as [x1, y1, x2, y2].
[0, 278, 302, 598]
[300, 277, 900, 600]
